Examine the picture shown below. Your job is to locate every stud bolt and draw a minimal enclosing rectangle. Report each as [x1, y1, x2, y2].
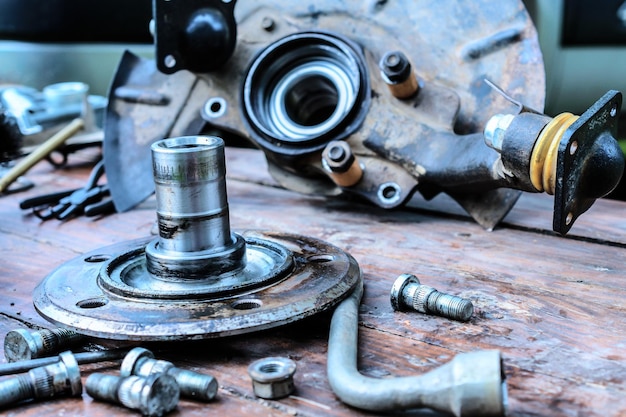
[0, 351, 82, 407]
[121, 347, 218, 402]
[390, 274, 474, 322]
[86, 372, 180, 417]
[4, 328, 85, 362]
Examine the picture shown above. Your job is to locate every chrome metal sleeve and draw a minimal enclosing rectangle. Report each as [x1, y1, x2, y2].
[145, 136, 245, 279]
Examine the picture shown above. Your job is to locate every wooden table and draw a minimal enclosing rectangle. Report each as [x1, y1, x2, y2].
[0, 147, 625, 416]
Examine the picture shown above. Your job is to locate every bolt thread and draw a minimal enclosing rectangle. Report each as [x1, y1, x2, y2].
[41, 329, 84, 355]
[168, 367, 218, 401]
[39, 331, 57, 354]
[410, 284, 435, 314]
[0, 374, 35, 406]
[28, 366, 55, 398]
[426, 291, 474, 322]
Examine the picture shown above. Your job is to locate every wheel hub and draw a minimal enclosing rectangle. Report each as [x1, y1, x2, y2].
[33, 136, 361, 340]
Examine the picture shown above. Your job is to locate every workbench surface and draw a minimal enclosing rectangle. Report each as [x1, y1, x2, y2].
[0, 147, 625, 417]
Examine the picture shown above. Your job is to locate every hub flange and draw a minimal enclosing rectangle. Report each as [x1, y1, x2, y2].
[33, 136, 361, 340]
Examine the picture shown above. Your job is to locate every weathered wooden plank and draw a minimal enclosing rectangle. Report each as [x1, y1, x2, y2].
[0, 148, 624, 417]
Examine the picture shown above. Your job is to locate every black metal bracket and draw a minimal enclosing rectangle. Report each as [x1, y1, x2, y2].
[554, 90, 624, 234]
[152, 0, 237, 74]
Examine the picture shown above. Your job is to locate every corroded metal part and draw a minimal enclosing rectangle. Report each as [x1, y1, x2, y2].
[0, 351, 83, 407]
[33, 231, 360, 341]
[105, 0, 546, 231]
[101, 236, 293, 300]
[34, 136, 361, 341]
[554, 91, 624, 234]
[493, 90, 624, 234]
[248, 357, 297, 400]
[209, 0, 546, 230]
[121, 347, 218, 402]
[86, 373, 180, 417]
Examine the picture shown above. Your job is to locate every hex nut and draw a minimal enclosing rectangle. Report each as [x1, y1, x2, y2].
[484, 113, 515, 151]
[248, 357, 296, 400]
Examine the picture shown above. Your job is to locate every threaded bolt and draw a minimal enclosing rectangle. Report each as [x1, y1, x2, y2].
[4, 328, 85, 362]
[379, 51, 419, 99]
[323, 141, 353, 172]
[390, 274, 474, 322]
[0, 351, 82, 407]
[86, 373, 179, 417]
[120, 347, 218, 402]
[321, 141, 363, 187]
[380, 51, 411, 83]
[484, 113, 515, 152]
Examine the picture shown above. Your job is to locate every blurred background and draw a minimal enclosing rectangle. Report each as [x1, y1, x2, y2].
[0, 0, 625, 197]
[0, 0, 153, 96]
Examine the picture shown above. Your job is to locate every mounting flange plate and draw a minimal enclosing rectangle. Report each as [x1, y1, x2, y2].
[33, 231, 361, 341]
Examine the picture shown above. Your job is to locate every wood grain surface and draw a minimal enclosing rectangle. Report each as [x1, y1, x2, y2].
[0, 147, 624, 417]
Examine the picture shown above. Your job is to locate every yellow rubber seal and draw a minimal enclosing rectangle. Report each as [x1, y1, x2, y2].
[529, 112, 579, 194]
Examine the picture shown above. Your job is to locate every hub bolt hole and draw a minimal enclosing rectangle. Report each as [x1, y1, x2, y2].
[84, 255, 111, 263]
[232, 299, 263, 310]
[76, 297, 108, 309]
[308, 254, 334, 263]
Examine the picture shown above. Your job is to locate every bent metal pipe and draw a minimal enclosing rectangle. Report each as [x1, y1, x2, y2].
[327, 282, 507, 417]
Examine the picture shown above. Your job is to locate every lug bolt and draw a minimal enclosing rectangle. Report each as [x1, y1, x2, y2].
[248, 356, 297, 399]
[86, 373, 179, 417]
[4, 328, 85, 362]
[0, 348, 129, 377]
[379, 51, 419, 99]
[390, 274, 474, 322]
[121, 347, 218, 402]
[0, 351, 82, 407]
[322, 141, 363, 187]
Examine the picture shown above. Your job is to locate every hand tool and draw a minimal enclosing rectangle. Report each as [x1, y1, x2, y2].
[0, 118, 84, 193]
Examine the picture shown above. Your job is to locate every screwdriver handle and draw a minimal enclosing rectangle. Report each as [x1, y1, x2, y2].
[0, 118, 84, 193]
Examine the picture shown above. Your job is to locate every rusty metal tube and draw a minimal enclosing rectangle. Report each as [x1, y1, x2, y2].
[327, 282, 507, 416]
